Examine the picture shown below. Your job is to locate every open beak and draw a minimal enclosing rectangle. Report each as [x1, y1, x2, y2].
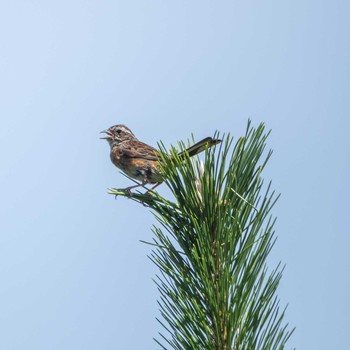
[99, 130, 112, 140]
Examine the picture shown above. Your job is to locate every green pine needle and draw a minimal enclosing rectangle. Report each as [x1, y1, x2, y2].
[109, 121, 294, 350]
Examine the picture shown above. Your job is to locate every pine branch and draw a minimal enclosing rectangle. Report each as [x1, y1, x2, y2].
[109, 121, 294, 350]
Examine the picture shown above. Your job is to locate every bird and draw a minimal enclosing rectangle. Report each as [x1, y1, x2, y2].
[100, 124, 221, 192]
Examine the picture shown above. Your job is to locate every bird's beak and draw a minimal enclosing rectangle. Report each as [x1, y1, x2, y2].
[100, 130, 111, 140]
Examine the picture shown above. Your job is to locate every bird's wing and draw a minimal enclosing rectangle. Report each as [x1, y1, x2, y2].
[121, 141, 160, 161]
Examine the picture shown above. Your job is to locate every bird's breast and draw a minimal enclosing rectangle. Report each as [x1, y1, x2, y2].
[110, 148, 161, 183]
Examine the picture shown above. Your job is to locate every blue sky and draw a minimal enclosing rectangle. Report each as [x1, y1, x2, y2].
[0, 1, 349, 349]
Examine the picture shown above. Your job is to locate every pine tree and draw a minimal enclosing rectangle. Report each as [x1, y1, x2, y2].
[110, 121, 294, 350]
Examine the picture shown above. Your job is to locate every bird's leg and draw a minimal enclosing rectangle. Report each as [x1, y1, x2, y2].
[123, 182, 144, 192]
[145, 182, 161, 195]
[121, 177, 151, 195]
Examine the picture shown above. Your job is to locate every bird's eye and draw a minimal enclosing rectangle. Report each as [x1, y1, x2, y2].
[116, 129, 122, 134]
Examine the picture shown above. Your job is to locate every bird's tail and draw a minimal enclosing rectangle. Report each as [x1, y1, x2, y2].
[177, 137, 221, 159]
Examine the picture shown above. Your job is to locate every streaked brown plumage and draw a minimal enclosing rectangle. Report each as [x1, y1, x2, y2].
[100, 124, 221, 191]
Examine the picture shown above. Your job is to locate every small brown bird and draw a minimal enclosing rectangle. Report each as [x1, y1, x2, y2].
[100, 124, 221, 191]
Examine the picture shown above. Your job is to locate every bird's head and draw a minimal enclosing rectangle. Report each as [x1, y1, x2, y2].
[100, 124, 136, 146]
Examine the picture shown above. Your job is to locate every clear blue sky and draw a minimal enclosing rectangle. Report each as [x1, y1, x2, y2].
[0, 1, 349, 349]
